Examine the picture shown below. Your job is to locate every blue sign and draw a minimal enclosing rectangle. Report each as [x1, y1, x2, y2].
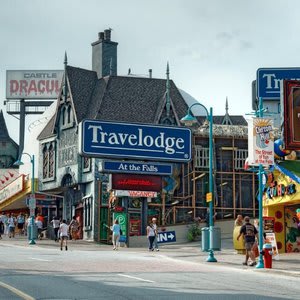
[101, 160, 173, 175]
[257, 68, 300, 99]
[79, 120, 192, 162]
[157, 231, 176, 244]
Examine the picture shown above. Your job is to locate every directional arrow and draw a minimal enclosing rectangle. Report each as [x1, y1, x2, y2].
[167, 233, 175, 240]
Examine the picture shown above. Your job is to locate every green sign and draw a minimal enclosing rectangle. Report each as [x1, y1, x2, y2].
[113, 212, 128, 238]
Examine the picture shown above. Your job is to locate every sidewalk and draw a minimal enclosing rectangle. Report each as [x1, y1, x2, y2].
[1, 235, 299, 276]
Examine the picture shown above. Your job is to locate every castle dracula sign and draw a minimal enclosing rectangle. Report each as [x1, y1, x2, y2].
[78, 120, 192, 162]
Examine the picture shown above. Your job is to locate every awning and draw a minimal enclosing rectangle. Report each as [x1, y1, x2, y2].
[274, 161, 300, 184]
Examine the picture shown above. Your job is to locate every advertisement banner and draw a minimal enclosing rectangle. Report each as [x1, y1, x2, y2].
[282, 80, 300, 150]
[6, 70, 63, 99]
[247, 118, 274, 167]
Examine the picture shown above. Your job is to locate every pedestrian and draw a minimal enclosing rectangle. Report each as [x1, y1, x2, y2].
[110, 219, 121, 250]
[151, 217, 159, 251]
[35, 218, 43, 239]
[59, 220, 69, 251]
[0, 213, 7, 237]
[0, 214, 4, 239]
[24, 214, 29, 236]
[17, 213, 25, 235]
[146, 222, 156, 251]
[7, 213, 16, 238]
[237, 216, 258, 266]
[51, 216, 60, 242]
[234, 215, 243, 227]
[69, 216, 80, 241]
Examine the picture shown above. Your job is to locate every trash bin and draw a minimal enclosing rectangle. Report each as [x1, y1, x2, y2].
[27, 224, 38, 240]
[201, 227, 209, 252]
[210, 226, 221, 251]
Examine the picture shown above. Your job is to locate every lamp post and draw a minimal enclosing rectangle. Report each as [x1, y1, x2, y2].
[256, 98, 265, 269]
[14, 153, 36, 245]
[181, 102, 217, 262]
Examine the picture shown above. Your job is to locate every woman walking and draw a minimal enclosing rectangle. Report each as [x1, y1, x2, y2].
[146, 222, 156, 251]
[110, 219, 121, 250]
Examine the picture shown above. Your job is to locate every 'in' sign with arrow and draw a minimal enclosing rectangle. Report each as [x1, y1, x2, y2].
[157, 231, 176, 244]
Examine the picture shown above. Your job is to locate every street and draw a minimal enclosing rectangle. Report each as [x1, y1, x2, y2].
[0, 239, 299, 300]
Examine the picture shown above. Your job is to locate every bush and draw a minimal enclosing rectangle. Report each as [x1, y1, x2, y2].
[187, 223, 201, 242]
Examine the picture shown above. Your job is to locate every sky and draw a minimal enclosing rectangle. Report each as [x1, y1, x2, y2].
[1, 0, 300, 144]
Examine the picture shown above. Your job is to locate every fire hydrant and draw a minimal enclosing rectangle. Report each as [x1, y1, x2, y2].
[261, 243, 273, 269]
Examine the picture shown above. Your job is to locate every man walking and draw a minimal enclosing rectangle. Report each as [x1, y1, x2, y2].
[237, 216, 258, 266]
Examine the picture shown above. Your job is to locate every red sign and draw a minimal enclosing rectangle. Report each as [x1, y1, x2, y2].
[283, 80, 300, 150]
[112, 174, 162, 191]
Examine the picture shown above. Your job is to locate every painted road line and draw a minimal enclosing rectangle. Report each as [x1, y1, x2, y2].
[30, 257, 52, 262]
[0, 280, 35, 300]
[118, 274, 155, 283]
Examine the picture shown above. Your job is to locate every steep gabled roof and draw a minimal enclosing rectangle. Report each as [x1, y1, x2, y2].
[196, 115, 247, 126]
[38, 67, 190, 141]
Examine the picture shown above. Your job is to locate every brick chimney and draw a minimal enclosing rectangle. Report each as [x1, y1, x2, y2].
[91, 29, 118, 78]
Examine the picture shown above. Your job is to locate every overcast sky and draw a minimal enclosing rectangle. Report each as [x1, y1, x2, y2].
[1, 0, 300, 143]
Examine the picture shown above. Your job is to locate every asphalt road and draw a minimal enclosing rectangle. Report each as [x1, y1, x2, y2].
[0, 242, 299, 300]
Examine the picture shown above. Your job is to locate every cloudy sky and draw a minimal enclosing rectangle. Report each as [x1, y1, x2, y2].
[1, 0, 299, 143]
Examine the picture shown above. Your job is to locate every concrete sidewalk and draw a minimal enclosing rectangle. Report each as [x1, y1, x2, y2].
[1, 235, 299, 277]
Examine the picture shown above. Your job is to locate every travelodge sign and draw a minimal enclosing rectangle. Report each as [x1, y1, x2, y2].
[78, 120, 192, 162]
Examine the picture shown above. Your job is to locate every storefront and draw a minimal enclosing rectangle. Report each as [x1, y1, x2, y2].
[263, 164, 300, 254]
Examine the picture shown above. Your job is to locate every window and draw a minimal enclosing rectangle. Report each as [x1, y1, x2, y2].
[84, 196, 92, 229]
[194, 146, 209, 169]
[83, 157, 91, 173]
[234, 149, 248, 170]
[42, 142, 55, 181]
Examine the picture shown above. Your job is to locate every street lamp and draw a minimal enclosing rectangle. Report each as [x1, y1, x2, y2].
[181, 102, 217, 262]
[14, 153, 36, 245]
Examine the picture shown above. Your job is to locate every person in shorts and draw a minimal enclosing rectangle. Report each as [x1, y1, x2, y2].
[237, 216, 258, 266]
[59, 220, 69, 251]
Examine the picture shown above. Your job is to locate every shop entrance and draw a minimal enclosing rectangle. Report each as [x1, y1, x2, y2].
[285, 204, 300, 253]
[128, 197, 147, 236]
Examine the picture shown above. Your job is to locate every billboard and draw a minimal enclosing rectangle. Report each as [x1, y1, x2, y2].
[79, 120, 192, 162]
[247, 117, 274, 167]
[6, 70, 64, 99]
[282, 80, 300, 150]
[256, 68, 300, 100]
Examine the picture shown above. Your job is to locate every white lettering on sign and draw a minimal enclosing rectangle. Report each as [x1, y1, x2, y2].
[88, 125, 185, 155]
[114, 190, 157, 198]
[263, 73, 300, 91]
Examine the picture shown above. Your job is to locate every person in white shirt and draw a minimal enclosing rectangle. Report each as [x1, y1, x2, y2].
[50, 216, 60, 242]
[59, 220, 69, 251]
[35, 219, 43, 240]
[7, 214, 16, 238]
[146, 222, 156, 251]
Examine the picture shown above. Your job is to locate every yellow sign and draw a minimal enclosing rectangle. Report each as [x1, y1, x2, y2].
[206, 192, 212, 202]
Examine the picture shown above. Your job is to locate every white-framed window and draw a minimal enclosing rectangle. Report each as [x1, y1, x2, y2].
[234, 149, 248, 170]
[194, 146, 209, 169]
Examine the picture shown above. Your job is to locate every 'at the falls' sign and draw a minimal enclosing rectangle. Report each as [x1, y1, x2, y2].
[247, 118, 274, 167]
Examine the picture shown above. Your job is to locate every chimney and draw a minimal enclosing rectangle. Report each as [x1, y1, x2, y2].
[92, 29, 118, 78]
[149, 69, 152, 78]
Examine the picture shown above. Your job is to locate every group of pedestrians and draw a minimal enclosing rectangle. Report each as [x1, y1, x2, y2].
[0, 212, 30, 239]
[50, 216, 80, 251]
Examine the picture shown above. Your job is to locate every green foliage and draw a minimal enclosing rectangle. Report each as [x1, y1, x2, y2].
[187, 223, 201, 242]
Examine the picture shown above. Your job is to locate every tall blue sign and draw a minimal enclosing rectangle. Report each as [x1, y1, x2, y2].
[79, 120, 192, 162]
[257, 68, 300, 99]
